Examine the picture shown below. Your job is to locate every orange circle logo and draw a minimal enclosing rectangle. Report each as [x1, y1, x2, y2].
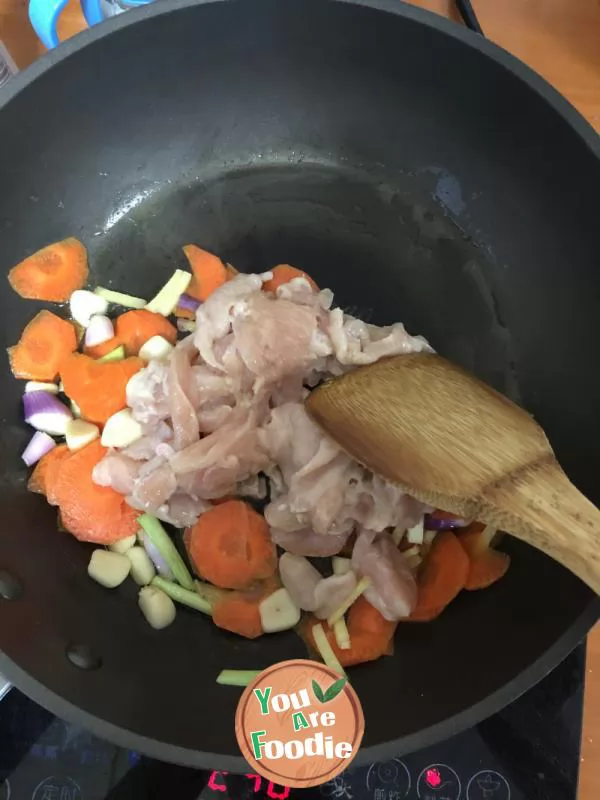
[235, 659, 364, 789]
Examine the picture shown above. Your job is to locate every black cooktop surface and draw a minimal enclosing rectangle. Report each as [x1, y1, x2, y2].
[0, 644, 584, 800]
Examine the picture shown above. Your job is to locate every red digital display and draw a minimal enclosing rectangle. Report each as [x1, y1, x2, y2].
[208, 770, 290, 798]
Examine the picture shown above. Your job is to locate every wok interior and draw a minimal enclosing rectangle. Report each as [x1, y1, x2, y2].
[0, 0, 598, 766]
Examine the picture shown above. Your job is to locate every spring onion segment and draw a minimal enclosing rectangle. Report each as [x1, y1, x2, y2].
[98, 345, 126, 363]
[195, 580, 227, 605]
[138, 514, 195, 590]
[142, 532, 175, 580]
[21, 431, 56, 466]
[151, 576, 212, 614]
[145, 270, 192, 316]
[327, 577, 371, 627]
[217, 669, 262, 687]
[312, 623, 346, 676]
[332, 556, 351, 576]
[333, 618, 351, 650]
[94, 287, 147, 309]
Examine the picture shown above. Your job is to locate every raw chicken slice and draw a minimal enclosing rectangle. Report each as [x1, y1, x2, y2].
[92, 453, 141, 495]
[352, 530, 418, 620]
[130, 461, 177, 512]
[167, 347, 199, 450]
[269, 526, 350, 557]
[232, 293, 317, 383]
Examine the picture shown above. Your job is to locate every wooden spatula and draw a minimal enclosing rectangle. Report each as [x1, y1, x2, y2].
[305, 352, 600, 594]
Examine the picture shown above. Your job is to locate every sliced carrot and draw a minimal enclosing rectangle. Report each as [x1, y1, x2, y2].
[84, 336, 122, 359]
[115, 309, 177, 356]
[457, 525, 510, 590]
[186, 500, 276, 590]
[301, 614, 392, 668]
[8, 311, 77, 381]
[51, 440, 138, 544]
[408, 531, 469, 622]
[213, 593, 263, 639]
[60, 353, 143, 424]
[347, 595, 397, 639]
[182, 245, 227, 301]
[262, 264, 318, 294]
[27, 444, 70, 496]
[8, 238, 88, 302]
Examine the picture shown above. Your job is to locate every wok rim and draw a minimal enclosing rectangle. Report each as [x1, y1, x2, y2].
[0, 603, 597, 769]
[0, 0, 598, 771]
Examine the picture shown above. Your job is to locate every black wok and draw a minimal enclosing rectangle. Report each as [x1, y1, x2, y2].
[0, 0, 598, 771]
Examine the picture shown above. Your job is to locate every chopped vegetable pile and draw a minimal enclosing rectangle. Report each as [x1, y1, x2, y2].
[8, 237, 511, 678]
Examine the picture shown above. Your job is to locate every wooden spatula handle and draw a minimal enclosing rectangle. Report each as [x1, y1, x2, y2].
[480, 456, 600, 594]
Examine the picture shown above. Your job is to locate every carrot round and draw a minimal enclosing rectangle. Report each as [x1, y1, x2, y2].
[212, 593, 263, 639]
[458, 526, 510, 590]
[182, 245, 227, 302]
[60, 353, 143, 424]
[8, 238, 88, 302]
[186, 500, 276, 590]
[262, 265, 318, 294]
[408, 531, 469, 622]
[8, 310, 77, 381]
[27, 444, 70, 496]
[301, 614, 393, 668]
[115, 309, 177, 356]
[51, 440, 138, 544]
[347, 595, 397, 639]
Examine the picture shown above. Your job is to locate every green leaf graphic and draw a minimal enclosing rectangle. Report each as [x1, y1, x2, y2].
[312, 679, 325, 703]
[323, 677, 347, 703]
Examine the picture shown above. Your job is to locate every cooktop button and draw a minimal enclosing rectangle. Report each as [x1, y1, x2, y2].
[416, 763, 461, 800]
[466, 770, 510, 800]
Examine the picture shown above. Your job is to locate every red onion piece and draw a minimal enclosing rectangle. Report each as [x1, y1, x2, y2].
[176, 293, 201, 312]
[141, 532, 175, 580]
[85, 314, 114, 347]
[23, 391, 72, 436]
[21, 431, 56, 466]
[424, 514, 470, 531]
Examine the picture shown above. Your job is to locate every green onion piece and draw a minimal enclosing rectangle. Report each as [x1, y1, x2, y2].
[327, 576, 371, 627]
[94, 287, 147, 309]
[333, 618, 351, 650]
[312, 623, 346, 676]
[195, 580, 227, 605]
[151, 576, 212, 614]
[98, 345, 125, 363]
[145, 270, 192, 317]
[216, 669, 262, 687]
[138, 514, 195, 590]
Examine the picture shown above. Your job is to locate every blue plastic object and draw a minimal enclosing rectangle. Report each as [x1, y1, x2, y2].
[29, 0, 154, 50]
